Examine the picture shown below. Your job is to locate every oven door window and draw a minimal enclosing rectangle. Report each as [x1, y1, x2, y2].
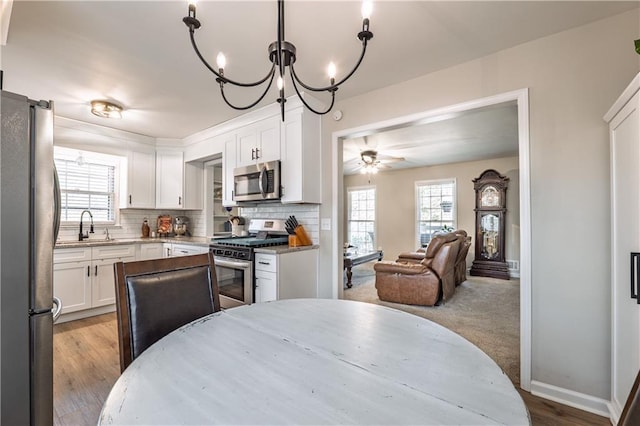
[216, 263, 248, 303]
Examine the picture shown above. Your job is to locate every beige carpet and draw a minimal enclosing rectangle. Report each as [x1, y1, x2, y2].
[343, 261, 520, 386]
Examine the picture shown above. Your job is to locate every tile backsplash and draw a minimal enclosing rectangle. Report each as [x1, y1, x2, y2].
[57, 209, 205, 241]
[239, 204, 320, 244]
[56, 205, 318, 243]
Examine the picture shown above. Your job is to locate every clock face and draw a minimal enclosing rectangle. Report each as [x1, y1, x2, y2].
[480, 186, 500, 207]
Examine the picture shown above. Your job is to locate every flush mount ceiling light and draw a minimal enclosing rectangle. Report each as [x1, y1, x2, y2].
[182, 0, 374, 121]
[90, 100, 123, 119]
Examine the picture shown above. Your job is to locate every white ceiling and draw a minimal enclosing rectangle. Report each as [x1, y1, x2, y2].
[1, 1, 637, 143]
[342, 101, 519, 175]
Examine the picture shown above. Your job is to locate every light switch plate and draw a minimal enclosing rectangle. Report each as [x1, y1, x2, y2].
[321, 218, 331, 231]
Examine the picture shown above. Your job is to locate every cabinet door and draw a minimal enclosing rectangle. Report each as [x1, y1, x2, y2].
[53, 261, 92, 314]
[280, 108, 321, 203]
[92, 258, 121, 307]
[610, 89, 640, 418]
[139, 243, 164, 260]
[255, 270, 277, 303]
[255, 116, 280, 163]
[122, 151, 155, 208]
[237, 117, 280, 167]
[223, 132, 238, 206]
[156, 151, 184, 209]
[237, 127, 258, 167]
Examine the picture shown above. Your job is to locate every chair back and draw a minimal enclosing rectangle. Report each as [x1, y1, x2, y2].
[114, 252, 220, 372]
[620, 369, 640, 426]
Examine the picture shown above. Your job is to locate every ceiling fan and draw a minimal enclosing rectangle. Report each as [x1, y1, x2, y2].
[358, 149, 404, 174]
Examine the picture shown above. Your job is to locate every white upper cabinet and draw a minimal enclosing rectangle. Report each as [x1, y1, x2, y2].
[120, 150, 156, 209]
[156, 150, 184, 209]
[236, 116, 280, 167]
[156, 150, 203, 210]
[280, 107, 321, 204]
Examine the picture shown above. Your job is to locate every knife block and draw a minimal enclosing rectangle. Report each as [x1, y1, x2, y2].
[292, 225, 312, 246]
[288, 235, 301, 247]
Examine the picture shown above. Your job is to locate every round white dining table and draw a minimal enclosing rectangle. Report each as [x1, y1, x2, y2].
[99, 298, 530, 425]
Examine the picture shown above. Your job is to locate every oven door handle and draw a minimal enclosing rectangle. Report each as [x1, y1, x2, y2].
[215, 258, 252, 270]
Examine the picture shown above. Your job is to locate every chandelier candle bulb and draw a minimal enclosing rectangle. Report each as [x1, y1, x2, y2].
[362, 0, 373, 20]
[216, 52, 226, 71]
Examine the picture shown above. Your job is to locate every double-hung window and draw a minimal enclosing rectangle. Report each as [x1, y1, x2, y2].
[347, 186, 376, 252]
[54, 147, 120, 224]
[416, 179, 456, 247]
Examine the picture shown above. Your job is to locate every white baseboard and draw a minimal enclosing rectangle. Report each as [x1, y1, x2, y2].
[56, 304, 116, 324]
[530, 380, 611, 419]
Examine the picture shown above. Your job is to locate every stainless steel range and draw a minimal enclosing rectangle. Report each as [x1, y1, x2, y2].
[210, 219, 289, 309]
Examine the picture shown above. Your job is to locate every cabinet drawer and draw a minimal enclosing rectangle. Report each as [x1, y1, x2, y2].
[92, 245, 136, 260]
[255, 253, 276, 273]
[171, 244, 209, 257]
[54, 247, 92, 263]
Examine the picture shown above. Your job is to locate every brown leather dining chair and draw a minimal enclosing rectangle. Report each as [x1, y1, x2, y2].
[113, 252, 221, 372]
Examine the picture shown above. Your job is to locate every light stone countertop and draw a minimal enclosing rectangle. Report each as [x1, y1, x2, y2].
[253, 244, 319, 254]
[54, 236, 211, 249]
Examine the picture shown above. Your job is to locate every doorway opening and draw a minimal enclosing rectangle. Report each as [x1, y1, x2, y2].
[330, 88, 531, 390]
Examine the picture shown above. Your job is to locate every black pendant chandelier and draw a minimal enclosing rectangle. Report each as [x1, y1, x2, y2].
[183, 0, 373, 121]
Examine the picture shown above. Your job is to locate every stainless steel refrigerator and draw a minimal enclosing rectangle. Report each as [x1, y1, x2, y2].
[1, 90, 62, 425]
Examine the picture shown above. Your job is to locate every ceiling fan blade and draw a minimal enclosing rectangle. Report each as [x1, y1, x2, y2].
[378, 157, 405, 163]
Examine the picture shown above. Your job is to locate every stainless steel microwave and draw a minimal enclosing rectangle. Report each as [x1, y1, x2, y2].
[233, 160, 281, 202]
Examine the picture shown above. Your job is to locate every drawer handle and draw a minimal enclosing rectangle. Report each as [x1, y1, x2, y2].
[258, 261, 270, 265]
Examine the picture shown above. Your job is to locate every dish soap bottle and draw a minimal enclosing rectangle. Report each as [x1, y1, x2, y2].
[142, 218, 150, 238]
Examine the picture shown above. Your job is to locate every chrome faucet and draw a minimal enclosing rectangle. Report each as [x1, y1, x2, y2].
[79, 210, 94, 241]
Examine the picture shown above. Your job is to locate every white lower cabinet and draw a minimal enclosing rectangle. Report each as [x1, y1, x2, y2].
[54, 245, 135, 317]
[138, 243, 164, 260]
[255, 254, 278, 303]
[254, 249, 318, 303]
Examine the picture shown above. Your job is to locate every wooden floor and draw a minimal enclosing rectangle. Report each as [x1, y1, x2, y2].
[54, 313, 611, 426]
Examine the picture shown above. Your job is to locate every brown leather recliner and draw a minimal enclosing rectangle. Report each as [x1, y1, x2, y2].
[374, 232, 461, 306]
[454, 236, 472, 286]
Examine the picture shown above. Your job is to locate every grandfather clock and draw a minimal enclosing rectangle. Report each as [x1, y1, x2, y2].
[469, 169, 510, 280]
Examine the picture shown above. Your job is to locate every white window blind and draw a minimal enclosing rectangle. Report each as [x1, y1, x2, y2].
[54, 148, 118, 223]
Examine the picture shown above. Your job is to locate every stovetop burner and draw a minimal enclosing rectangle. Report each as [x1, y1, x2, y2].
[213, 236, 289, 248]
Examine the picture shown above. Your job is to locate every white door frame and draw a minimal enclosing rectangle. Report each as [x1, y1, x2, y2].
[330, 88, 532, 391]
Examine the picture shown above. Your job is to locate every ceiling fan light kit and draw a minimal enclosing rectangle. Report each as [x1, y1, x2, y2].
[182, 0, 374, 121]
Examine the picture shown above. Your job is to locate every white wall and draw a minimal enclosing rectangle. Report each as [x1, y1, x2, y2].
[344, 156, 519, 270]
[318, 9, 639, 403]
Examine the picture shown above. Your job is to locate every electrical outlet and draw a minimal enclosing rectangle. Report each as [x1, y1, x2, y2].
[321, 218, 331, 231]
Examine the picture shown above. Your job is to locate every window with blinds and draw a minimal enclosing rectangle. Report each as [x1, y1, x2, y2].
[54, 147, 120, 223]
[347, 186, 376, 252]
[416, 179, 456, 247]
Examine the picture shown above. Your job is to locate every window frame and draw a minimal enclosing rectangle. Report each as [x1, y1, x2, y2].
[415, 178, 457, 248]
[346, 185, 377, 252]
[54, 146, 122, 227]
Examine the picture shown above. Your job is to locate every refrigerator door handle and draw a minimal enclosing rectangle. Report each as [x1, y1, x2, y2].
[53, 165, 61, 243]
[52, 297, 62, 323]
